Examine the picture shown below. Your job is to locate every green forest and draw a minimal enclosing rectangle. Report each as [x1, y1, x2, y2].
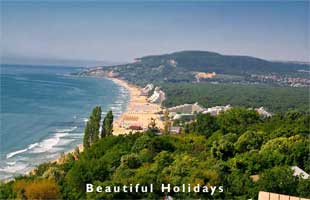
[136, 51, 308, 75]
[80, 50, 309, 86]
[161, 83, 310, 113]
[1, 108, 309, 199]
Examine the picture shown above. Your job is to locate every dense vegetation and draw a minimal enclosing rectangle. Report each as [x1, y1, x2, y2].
[83, 107, 114, 149]
[137, 51, 308, 75]
[1, 108, 309, 199]
[101, 110, 114, 138]
[83, 106, 102, 149]
[80, 51, 309, 85]
[161, 83, 310, 113]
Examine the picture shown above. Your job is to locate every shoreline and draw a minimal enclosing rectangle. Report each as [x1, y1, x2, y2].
[50, 76, 163, 163]
[109, 77, 163, 135]
[37, 77, 139, 164]
[1, 76, 162, 182]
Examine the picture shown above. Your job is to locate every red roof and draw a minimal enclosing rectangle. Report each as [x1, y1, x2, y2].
[129, 125, 143, 130]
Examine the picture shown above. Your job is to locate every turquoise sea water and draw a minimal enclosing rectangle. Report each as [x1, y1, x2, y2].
[0, 64, 129, 180]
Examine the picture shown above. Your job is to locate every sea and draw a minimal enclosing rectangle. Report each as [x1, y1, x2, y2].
[0, 64, 129, 180]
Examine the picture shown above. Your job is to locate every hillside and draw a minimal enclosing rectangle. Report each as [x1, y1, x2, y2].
[1, 108, 309, 199]
[79, 51, 309, 86]
[161, 83, 310, 113]
[137, 50, 307, 74]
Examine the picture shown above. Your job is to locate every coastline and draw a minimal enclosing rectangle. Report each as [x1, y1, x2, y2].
[1, 76, 141, 182]
[1, 76, 163, 182]
[25, 76, 163, 177]
[109, 77, 163, 135]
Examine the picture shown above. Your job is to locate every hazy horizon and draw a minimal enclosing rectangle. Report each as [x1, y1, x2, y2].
[1, 1, 309, 63]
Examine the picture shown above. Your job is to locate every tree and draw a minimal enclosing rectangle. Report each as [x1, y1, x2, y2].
[83, 122, 91, 149]
[257, 166, 298, 195]
[163, 109, 171, 134]
[73, 146, 80, 160]
[297, 178, 310, 198]
[101, 110, 114, 137]
[211, 133, 237, 160]
[131, 134, 152, 152]
[259, 135, 309, 169]
[194, 113, 218, 137]
[183, 123, 190, 134]
[83, 106, 102, 149]
[101, 118, 107, 137]
[91, 106, 102, 142]
[2, 110, 309, 199]
[106, 110, 114, 136]
[0, 182, 16, 199]
[217, 107, 260, 134]
[235, 131, 264, 153]
[226, 170, 255, 199]
[148, 118, 159, 133]
[13, 179, 61, 199]
[120, 153, 141, 169]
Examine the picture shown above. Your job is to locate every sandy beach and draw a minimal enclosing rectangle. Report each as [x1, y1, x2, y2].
[50, 77, 163, 165]
[110, 78, 163, 135]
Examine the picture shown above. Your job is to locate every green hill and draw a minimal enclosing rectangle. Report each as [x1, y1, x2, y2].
[1, 108, 309, 199]
[81, 50, 309, 85]
[161, 83, 310, 113]
[138, 50, 308, 74]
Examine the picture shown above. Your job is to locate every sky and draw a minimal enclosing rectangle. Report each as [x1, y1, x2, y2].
[1, 1, 309, 63]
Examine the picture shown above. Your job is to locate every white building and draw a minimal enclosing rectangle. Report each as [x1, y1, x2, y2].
[255, 107, 272, 117]
[140, 84, 154, 96]
[148, 87, 165, 104]
[203, 105, 231, 116]
[168, 102, 205, 114]
[291, 166, 309, 179]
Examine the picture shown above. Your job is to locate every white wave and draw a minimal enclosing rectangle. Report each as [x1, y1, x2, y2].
[28, 143, 39, 149]
[6, 161, 16, 166]
[68, 133, 83, 136]
[31, 132, 69, 153]
[6, 143, 39, 159]
[55, 126, 77, 133]
[13, 77, 29, 81]
[68, 135, 83, 139]
[0, 162, 28, 173]
[113, 105, 123, 108]
[0, 174, 13, 181]
[48, 147, 64, 153]
[44, 153, 60, 159]
[57, 138, 74, 146]
[113, 103, 123, 107]
[6, 149, 28, 159]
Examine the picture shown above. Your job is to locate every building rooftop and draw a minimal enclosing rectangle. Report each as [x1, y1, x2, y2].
[168, 102, 205, 114]
[291, 166, 310, 179]
[258, 191, 309, 200]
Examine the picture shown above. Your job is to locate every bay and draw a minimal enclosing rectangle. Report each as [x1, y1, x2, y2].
[0, 64, 129, 180]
